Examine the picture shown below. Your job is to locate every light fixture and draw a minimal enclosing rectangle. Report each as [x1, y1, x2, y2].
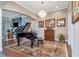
[38, 10, 47, 18]
[38, 2, 47, 18]
[56, 6, 58, 8]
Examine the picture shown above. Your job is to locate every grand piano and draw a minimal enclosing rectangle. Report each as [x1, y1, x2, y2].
[15, 22, 37, 48]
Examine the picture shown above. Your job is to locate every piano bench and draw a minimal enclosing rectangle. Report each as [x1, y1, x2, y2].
[37, 37, 43, 47]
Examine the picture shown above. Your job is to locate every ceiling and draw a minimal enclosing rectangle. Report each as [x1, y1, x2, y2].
[16, 1, 69, 15]
[2, 10, 33, 20]
[2, 10, 21, 19]
[1, 1, 69, 19]
[0, 1, 8, 8]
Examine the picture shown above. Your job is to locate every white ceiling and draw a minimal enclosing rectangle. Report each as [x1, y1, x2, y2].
[0, 1, 8, 8]
[2, 10, 33, 20]
[2, 10, 21, 19]
[16, 1, 69, 15]
[2, 1, 69, 19]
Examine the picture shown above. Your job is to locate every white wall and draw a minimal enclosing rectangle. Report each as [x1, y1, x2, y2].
[0, 9, 2, 51]
[68, 2, 79, 57]
[73, 22, 79, 56]
[67, 2, 73, 56]
[45, 9, 68, 41]
[30, 20, 44, 39]
[2, 18, 12, 39]
[30, 9, 68, 41]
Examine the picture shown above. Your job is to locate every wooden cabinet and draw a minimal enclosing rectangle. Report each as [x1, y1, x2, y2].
[45, 30, 55, 41]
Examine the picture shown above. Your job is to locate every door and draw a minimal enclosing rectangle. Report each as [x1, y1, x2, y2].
[45, 30, 55, 41]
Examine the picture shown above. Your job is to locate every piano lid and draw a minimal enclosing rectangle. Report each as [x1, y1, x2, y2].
[23, 22, 31, 32]
[15, 22, 31, 33]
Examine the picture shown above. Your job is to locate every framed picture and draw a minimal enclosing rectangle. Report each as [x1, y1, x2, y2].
[57, 18, 66, 27]
[39, 21, 44, 28]
[45, 19, 55, 29]
[72, 1, 79, 24]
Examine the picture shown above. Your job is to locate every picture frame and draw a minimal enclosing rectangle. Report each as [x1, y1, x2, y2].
[72, 1, 79, 24]
[39, 21, 44, 28]
[45, 19, 55, 29]
[57, 18, 66, 27]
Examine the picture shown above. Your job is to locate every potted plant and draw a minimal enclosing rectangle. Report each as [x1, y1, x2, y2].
[58, 33, 65, 43]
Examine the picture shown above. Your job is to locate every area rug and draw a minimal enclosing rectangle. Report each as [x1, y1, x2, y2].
[5, 41, 68, 57]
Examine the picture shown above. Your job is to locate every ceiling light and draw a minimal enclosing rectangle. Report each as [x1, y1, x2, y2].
[56, 6, 58, 8]
[38, 10, 47, 18]
[38, 2, 47, 18]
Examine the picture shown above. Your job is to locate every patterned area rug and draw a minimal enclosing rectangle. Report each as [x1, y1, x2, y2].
[7, 41, 67, 57]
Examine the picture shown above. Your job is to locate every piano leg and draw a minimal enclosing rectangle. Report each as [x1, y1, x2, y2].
[17, 38, 20, 46]
[30, 38, 35, 48]
[31, 41, 34, 48]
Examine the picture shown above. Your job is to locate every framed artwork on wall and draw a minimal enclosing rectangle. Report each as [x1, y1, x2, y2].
[57, 18, 66, 27]
[72, 1, 79, 24]
[39, 21, 44, 28]
[45, 19, 55, 29]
